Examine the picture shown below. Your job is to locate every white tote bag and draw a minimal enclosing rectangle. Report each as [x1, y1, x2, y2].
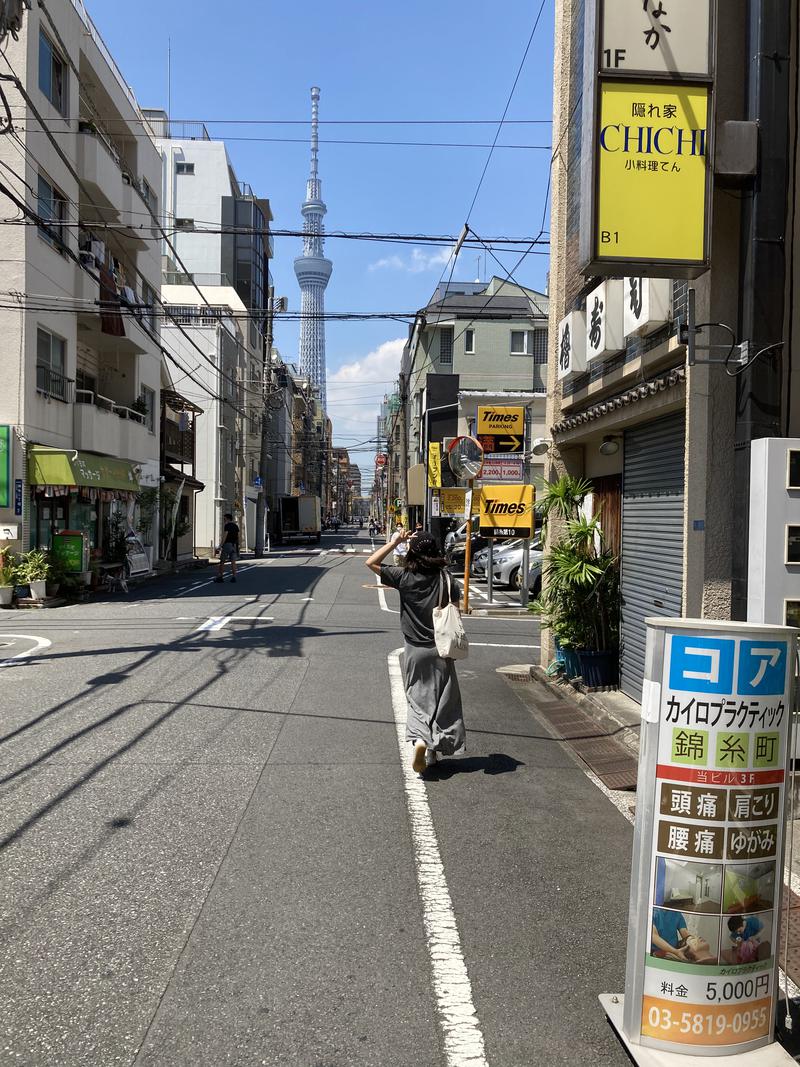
[432, 571, 469, 660]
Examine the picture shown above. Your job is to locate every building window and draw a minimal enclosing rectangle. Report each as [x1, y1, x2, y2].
[37, 173, 67, 250]
[38, 30, 67, 116]
[141, 281, 157, 333]
[464, 328, 475, 354]
[510, 330, 529, 355]
[140, 385, 156, 432]
[439, 326, 454, 365]
[141, 179, 157, 215]
[532, 329, 548, 363]
[176, 161, 195, 176]
[36, 327, 69, 401]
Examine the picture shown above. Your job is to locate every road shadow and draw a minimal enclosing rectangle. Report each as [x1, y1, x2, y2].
[426, 753, 524, 779]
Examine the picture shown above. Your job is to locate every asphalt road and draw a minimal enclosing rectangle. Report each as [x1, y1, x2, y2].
[0, 528, 634, 1067]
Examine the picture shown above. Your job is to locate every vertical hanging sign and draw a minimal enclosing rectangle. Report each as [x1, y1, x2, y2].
[621, 620, 796, 1057]
[580, 0, 716, 278]
[427, 442, 442, 488]
[0, 425, 9, 509]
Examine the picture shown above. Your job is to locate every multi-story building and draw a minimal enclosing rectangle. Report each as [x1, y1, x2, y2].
[159, 291, 247, 556]
[395, 276, 549, 538]
[144, 114, 273, 552]
[544, 0, 798, 701]
[0, 2, 163, 561]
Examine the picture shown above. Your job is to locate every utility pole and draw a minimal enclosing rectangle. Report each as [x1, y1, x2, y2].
[254, 285, 274, 557]
[398, 372, 409, 526]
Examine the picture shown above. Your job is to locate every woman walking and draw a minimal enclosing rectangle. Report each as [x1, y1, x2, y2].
[367, 528, 466, 774]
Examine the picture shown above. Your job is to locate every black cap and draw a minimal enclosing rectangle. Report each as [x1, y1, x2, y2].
[409, 530, 437, 555]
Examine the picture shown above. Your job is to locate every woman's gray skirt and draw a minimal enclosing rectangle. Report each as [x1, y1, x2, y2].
[402, 642, 466, 755]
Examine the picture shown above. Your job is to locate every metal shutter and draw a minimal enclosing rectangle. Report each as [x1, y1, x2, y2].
[620, 413, 685, 701]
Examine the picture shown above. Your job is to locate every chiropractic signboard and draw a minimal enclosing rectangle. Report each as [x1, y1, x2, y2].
[621, 619, 796, 1056]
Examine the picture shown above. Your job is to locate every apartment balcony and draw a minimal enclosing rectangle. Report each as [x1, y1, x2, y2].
[77, 128, 124, 217]
[74, 390, 153, 461]
[36, 365, 74, 404]
[162, 416, 195, 465]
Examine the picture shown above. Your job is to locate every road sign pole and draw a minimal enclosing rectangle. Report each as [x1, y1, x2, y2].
[520, 538, 530, 607]
[487, 538, 494, 603]
[463, 479, 473, 613]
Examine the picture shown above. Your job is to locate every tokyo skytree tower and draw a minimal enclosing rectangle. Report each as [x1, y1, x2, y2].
[294, 86, 332, 412]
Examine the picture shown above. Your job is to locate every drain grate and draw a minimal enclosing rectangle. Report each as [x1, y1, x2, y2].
[534, 698, 638, 790]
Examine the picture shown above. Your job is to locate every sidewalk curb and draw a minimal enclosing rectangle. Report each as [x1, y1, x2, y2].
[528, 665, 642, 759]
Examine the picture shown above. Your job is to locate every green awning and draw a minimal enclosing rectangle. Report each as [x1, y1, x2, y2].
[29, 447, 140, 493]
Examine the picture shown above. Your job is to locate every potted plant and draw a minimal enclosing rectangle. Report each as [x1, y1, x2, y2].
[18, 549, 50, 600]
[0, 552, 16, 607]
[531, 475, 620, 688]
[45, 551, 66, 597]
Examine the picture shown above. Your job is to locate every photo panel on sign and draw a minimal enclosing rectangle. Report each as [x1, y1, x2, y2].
[623, 277, 671, 338]
[719, 911, 773, 967]
[586, 279, 624, 363]
[722, 861, 776, 914]
[557, 310, 587, 381]
[650, 907, 721, 965]
[653, 857, 722, 914]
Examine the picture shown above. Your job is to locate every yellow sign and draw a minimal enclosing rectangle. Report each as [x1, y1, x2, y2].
[427, 442, 441, 488]
[476, 405, 524, 437]
[439, 488, 466, 516]
[596, 81, 709, 265]
[479, 484, 535, 534]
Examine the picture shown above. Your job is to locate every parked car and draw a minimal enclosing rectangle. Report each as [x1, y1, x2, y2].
[448, 532, 489, 572]
[491, 542, 543, 595]
[471, 539, 523, 578]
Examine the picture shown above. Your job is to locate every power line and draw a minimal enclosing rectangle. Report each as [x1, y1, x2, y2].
[7, 113, 553, 126]
[465, 0, 549, 225]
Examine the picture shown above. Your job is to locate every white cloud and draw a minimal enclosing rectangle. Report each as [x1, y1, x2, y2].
[326, 338, 405, 463]
[367, 244, 455, 274]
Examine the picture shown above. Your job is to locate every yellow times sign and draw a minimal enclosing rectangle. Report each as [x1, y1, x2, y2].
[476, 405, 524, 436]
[596, 82, 709, 265]
[479, 484, 535, 535]
[427, 442, 441, 488]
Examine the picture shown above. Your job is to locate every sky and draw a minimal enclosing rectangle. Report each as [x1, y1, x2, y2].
[89, 0, 555, 471]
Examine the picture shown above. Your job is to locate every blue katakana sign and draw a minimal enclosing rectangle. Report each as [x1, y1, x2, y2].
[737, 640, 788, 697]
[668, 635, 788, 697]
[668, 636, 735, 694]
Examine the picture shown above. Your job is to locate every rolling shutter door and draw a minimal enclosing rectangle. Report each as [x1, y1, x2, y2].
[620, 413, 685, 701]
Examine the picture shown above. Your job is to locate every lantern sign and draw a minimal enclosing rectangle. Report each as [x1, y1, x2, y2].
[624, 277, 672, 338]
[557, 310, 587, 381]
[586, 279, 625, 364]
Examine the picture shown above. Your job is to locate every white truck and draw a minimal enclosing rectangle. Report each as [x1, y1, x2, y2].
[275, 495, 322, 545]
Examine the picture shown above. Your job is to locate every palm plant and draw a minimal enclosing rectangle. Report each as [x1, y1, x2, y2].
[532, 476, 620, 654]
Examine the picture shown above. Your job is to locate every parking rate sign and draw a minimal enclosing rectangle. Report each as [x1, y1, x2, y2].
[637, 627, 793, 1055]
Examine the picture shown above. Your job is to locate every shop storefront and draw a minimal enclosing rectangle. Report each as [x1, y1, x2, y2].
[28, 446, 140, 558]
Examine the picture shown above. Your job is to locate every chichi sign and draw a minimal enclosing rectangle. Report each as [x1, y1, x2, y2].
[478, 484, 535, 538]
[595, 82, 709, 269]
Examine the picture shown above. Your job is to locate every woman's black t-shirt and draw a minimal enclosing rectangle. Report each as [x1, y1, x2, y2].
[380, 565, 460, 647]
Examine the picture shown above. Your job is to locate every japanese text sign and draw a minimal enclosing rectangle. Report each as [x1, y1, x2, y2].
[476, 406, 524, 437]
[601, 0, 713, 77]
[595, 81, 710, 268]
[0, 425, 9, 509]
[427, 442, 442, 488]
[586, 279, 625, 363]
[627, 623, 796, 1056]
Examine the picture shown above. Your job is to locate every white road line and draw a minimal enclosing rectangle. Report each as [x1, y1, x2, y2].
[194, 617, 230, 632]
[374, 571, 399, 614]
[471, 642, 540, 649]
[388, 650, 488, 1067]
[0, 634, 52, 667]
[175, 563, 258, 597]
[301, 597, 314, 601]
[193, 615, 274, 631]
